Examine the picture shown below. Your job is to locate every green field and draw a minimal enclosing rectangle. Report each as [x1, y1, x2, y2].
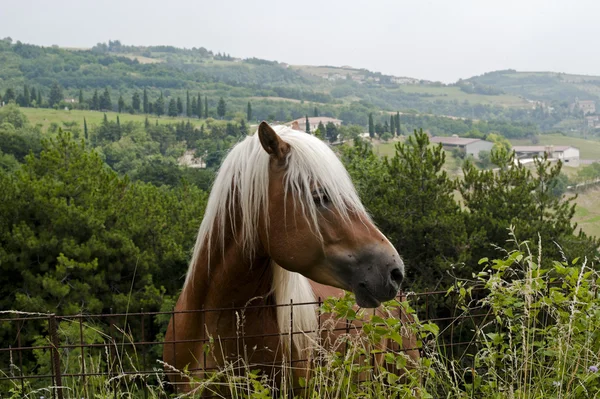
[400, 84, 529, 107]
[21, 107, 205, 130]
[573, 187, 600, 238]
[510, 134, 600, 160]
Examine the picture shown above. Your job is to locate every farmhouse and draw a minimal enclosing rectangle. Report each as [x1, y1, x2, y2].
[292, 117, 343, 132]
[570, 99, 596, 115]
[430, 136, 494, 159]
[512, 145, 580, 166]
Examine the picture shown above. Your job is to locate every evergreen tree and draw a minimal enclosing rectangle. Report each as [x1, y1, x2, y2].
[368, 113, 374, 138]
[325, 122, 338, 143]
[37, 89, 42, 106]
[191, 97, 197, 119]
[30, 87, 37, 106]
[217, 97, 226, 119]
[384, 120, 389, 133]
[305, 115, 310, 134]
[144, 116, 150, 129]
[390, 115, 395, 135]
[92, 90, 99, 110]
[4, 88, 15, 103]
[247, 101, 252, 121]
[186, 91, 191, 117]
[205, 96, 208, 118]
[168, 98, 178, 117]
[23, 85, 30, 107]
[197, 94, 202, 118]
[240, 119, 248, 136]
[176, 97, 183, 115]
[313, 107, 319, 117]
[78, 89, 84, 106]
[118, 95, 125, 113]
[99, 87, 112, 111]
[83, 117, 88, 140]
[155, 92, 164, 116]
[317, 121, 325, 135]
[143, 88, 149, 114]
[132, 92, 141, 112]
[48, 82, 63, 107]
[396, 111, 401, 135]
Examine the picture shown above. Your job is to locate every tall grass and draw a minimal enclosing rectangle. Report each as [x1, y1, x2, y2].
[4, 235, 599, 398]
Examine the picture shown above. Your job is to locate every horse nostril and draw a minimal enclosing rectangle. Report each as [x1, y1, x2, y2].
[390, 267, 403, 286]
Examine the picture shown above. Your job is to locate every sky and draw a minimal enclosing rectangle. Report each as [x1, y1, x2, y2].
[1, 0, 598, 83]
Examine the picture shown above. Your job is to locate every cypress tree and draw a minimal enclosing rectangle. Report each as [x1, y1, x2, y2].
[197, 94, 202, 118]
[368, 113, 374, 138]
[217, 97, 226, 119]
[204, 96, 208, 118]
[186, 91, 191, 117]
[30, 87, 37, 106]
[118, 95, 125, 113]
[305, 115, 310, 133]
[191, 97, 197, 119]
[143, 88, 149, 114]
[168, 98, 178, 117]
[78, 89, 84, 106]
[132, 92, 141, 112]
[23, 85, 30, 107]
[155, 92, 164, 116]
[37, 89, 42, 107]
[390, 114, 395, 135]
[240, 119, 248, 136]
[177, 97, 183, 115]
[99, 87, 111, 111]
[313, 107, 319, 117]
[92, 90, 99, 110]
[84, 117, 88, 140]
[48, 82, 63, 107]
[4, 88, 15, 103]
[247, 101, 252, 121]
[396, 111, 401, 135]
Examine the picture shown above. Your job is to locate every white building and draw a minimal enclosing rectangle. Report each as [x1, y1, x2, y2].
[429, 136, 494, 159]
[291, 117, 343, 132]
[512, 145, 580, 166]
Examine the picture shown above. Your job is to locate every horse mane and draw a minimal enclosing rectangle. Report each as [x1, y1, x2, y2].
[184, 125, 368, 354]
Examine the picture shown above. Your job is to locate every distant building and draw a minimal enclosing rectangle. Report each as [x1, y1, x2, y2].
[570, 99, 596, 115]
[512, 145, 580, 166]
[292, 117, 343, 132]
[63, 98, 77, 103]
[430, 136, 494, 159]
[586, 115, 599, 128]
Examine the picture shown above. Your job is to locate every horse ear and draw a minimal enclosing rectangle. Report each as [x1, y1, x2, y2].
[258, 121, 290, 161]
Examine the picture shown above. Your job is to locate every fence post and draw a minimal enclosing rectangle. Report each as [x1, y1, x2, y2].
[48, 314, 63, 399]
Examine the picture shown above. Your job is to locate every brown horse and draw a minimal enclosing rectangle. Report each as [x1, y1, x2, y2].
[163, 122, 418, 393]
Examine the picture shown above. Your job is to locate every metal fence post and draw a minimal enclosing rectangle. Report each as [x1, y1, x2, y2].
[48, 314, 63, 399]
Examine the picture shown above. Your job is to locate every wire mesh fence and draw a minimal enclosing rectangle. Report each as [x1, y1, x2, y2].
[0, 287, 488, 398]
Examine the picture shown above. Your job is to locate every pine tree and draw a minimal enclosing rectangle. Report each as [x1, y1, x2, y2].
[48, 82, 63, 107]
[78, 89, 84, 106]
[132, 92, 141, 112]
[204, 96, 208, 118]
[368, 113, 374, 138]
[305, 115, 310, 134]
[155, 93, 164, 116]
[143, 88, 149, 114]
[177, 97, 183, 115]
[186, 91, 191, 117]
[217, 97, 226, 119]
[118, 95, 125, 113]
[168, 98, 178, 117]
[247, 101, 252, 121]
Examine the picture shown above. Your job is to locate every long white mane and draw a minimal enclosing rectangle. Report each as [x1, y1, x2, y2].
[184, 125, 368, 355]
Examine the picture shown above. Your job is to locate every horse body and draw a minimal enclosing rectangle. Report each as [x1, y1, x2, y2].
[164, 123, 417, 392]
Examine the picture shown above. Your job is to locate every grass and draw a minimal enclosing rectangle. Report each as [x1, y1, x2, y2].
[510, 134, 600, 160]
[572, 187, 600, 238]
[399, 84, 529, 107]
[21, 107, 205, 130]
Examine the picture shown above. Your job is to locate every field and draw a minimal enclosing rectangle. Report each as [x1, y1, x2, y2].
[510, 133, 600, 160]
[572, 186, 600, 238]
[400, 84, 530, 107]
[21, 107, 204, 130]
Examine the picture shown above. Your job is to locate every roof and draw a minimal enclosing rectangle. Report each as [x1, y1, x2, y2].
[512, 145, 574, 153]
[430, 136, 484, 146]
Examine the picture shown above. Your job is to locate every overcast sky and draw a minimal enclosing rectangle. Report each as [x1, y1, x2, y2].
[1, 0, 598, 83]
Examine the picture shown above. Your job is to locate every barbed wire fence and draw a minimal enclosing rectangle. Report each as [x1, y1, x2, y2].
[0, 288, 488, 398]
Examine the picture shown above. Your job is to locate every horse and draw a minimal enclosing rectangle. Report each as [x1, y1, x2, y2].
[163, 122, 419, 393]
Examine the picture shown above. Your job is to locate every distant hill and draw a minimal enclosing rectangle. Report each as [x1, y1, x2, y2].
[465, 69, 600, 103]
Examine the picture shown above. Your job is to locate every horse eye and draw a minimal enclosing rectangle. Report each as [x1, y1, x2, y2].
[312, 191, 330, 206]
